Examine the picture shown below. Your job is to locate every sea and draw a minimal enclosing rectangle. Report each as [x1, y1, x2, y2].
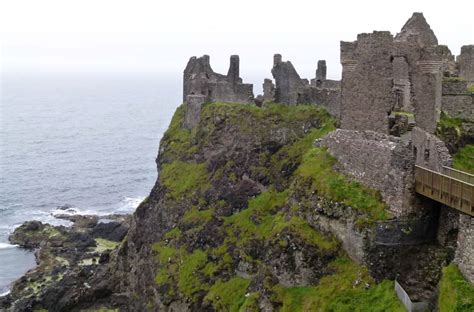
[0, 71, 182, 295]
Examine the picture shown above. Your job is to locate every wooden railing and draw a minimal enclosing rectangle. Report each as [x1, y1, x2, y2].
[443, 166, 474, 184]
[415, 165, 474, 216]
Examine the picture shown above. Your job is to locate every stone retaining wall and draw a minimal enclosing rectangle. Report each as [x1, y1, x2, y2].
[321, 129, 415, 216]
[455, 215, 474, 284]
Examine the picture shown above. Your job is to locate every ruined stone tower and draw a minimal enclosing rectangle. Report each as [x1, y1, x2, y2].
[183, 55, 254, 104]
[340, 13, 458, 134]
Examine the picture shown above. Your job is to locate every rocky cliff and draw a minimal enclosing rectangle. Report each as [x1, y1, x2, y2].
[2, 102, 411, 311]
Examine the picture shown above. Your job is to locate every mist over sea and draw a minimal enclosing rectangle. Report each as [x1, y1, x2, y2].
[0, 72, 181, 295]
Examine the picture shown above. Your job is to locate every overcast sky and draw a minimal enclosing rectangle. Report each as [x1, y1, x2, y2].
[1, 0, 473, 85]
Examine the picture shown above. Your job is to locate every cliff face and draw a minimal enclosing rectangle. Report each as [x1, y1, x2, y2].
[100, 102, 403, 311]
[3, 102, 408, 311]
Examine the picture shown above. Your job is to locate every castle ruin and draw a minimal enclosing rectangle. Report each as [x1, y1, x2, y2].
[181, 12, 474, 286]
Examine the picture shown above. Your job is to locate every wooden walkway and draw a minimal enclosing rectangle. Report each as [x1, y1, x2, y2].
[415, 165, 474, 216]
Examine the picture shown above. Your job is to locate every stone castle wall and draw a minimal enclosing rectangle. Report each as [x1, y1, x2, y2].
[339, 13, 458, 135]
[321, 129, 415, 217]
[411, 127, 452, 172]
[183, 55, 254, 104]
[458, 45, 474, 87]
[456, 215, 474, 284]
[441, 79, 474, 119]
[265, 55, 341, 117]
[340, 32, 395, 134]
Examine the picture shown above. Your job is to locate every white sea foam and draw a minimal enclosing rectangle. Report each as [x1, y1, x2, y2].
[0, 243, 17, 250]
[0, 289, 10, 297]
[116, 196, 144, 213]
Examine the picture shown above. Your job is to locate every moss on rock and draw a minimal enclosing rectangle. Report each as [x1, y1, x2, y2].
[151, 102, 398, 309]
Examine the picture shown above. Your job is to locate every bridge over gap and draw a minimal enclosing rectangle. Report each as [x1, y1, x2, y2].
[415, 166, 474, 216]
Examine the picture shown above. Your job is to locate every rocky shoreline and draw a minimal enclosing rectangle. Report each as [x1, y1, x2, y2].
[0, 211, 131, 311]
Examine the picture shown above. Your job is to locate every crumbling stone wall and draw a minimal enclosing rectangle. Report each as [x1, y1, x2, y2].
[411, 127, 451, 171]
[458, 45, 474, 87]
[268, 55, 341, 117]
[183, 95, 206, 129]
[183, 55, 254, 104]
[321, 129, 415, 217]
[271, 54, 306, 105]
[340, 32, 395, 134]
[340, 13, 458, 135]
[455, 215, 474, 284]
[442, 79, 474, 119]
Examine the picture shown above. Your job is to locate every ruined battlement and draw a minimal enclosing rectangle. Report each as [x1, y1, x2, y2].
[182, 12, 472, 134]
[183, 54, 254, 104]
[339, 12, 465, 135]
[458, 45, 474, 87]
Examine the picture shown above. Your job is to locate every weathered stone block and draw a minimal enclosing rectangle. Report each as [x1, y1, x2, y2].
[455, 214, 474, 284]
[321, 129, 415, 216]
[458, 45, 474, 87]
[183, 95, 206, 129]
[411, 127, 451, 171]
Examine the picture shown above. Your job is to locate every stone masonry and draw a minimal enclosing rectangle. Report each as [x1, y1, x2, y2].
[456, 215, 474, 284]
[340, 13, 457, 134]
[441, 79, 474, 119]
[321, 129, 415, 217]
[183, 95, 206, 130]
[266, 55, 341, 117]
[183, 55, 254, 104]
[411, 126, 452, 172]
[458, 45, 474, 87]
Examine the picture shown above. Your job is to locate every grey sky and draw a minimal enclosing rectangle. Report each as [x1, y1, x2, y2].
[1, 0, 473, 88]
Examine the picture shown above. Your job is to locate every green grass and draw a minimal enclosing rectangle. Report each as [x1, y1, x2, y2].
[438, 112, 465, 129]
[159, 104, 197, 160]
[152, 102, 395, 307]
[224, 189, 339, 253]
[468, 85, 474, 94]
[273, 258, 404, 311]
[160, 161, 210, 200]
[177, 249, 210, 299]
[239, 292, 260, 311]
[153, 243, 211, 300]
[297, 148, 388, 222]
[439, 264, 474, 311]
[204, 277, 252, 311]
[183, 206, 215, 224]
[453, 144, 474, 174]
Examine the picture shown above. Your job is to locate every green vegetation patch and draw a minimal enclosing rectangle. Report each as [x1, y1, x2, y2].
[438, 263, 474, 311]
[159, 104, 197, 160]
[224, 189, 339, 253]
[204, 277, 251, 312]
[297, 148, 388, 222]
[453, 144, 474, 174]
[153, 243, 212, 301]
[153, 102, 395, 307]
[160, 161, 210, 200]
[272, 258, 404, 311]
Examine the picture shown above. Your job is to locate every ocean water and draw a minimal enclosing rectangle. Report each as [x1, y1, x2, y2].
[0, 72, 181, 295]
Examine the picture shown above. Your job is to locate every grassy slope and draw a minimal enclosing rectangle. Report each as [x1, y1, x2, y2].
[153, 102, 400, 310]
[438, 264, 474, 312]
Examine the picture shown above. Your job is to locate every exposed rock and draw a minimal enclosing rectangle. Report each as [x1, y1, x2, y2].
[3, 214, 130, 311]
